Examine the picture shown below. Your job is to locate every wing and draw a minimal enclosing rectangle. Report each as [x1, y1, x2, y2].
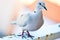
[16, 13, 31, 27]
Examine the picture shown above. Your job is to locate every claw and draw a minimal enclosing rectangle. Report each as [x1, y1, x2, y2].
[27, 30, 34, 39]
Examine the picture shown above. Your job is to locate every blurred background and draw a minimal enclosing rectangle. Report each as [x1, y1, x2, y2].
[0, 0, 60, 38]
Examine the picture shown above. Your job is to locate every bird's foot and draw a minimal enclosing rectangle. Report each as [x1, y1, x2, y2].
[28, 34, 34, 39]
[17, 30, 34, 39]
[27, 31, 34, 39]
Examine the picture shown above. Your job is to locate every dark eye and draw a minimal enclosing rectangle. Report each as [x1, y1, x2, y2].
[39, 3, 41, 5]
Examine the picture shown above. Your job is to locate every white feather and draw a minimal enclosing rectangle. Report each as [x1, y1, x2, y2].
[12, 0, 47, 31]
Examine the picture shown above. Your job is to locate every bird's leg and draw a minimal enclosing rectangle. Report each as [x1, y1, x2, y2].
[17, 30, 25, 38]
[27, 30, 34, 39]
[17, 30, 34, 39]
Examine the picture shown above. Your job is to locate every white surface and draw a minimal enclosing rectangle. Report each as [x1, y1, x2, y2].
[55, 38, 60, 40]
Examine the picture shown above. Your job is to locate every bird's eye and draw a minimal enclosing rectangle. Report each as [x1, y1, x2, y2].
[39, 3, 41, 5]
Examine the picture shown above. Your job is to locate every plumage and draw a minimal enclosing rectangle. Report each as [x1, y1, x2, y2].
[11, 0, 47, 39]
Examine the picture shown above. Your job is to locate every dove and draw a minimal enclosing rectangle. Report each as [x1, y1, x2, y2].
[11, 0, 47, 39]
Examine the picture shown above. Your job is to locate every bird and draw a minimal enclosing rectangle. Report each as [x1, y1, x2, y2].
[11, 0, 47, 39]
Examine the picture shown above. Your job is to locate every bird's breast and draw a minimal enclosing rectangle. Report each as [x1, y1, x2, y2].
[23, 14, 44, 31]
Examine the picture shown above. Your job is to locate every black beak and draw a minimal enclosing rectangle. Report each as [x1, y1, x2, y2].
[41, 5, 47, 10]
[43, 6, 47, 10]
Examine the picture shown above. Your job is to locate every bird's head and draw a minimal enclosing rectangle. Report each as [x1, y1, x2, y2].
[38, 2, 47, 10]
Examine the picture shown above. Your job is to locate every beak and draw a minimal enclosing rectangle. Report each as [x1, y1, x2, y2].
[41, 5, 47, 10]
[43, 6, 47, 10]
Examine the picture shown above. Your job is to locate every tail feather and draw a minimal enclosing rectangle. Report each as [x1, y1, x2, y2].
[11, 21, 16, 25]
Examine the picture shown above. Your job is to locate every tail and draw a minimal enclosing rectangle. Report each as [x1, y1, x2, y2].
[11, 21, 16, 25]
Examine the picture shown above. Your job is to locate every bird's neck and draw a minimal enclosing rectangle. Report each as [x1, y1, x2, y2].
[33, 6, 42, 17]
